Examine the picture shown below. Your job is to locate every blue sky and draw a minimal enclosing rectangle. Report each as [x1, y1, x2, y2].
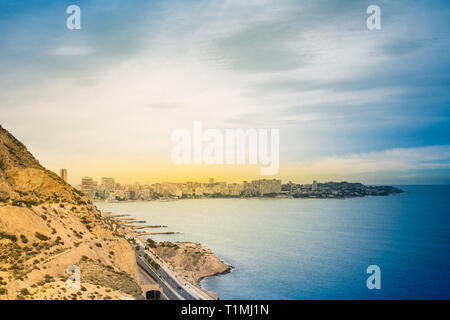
[0, 0, 449, 184]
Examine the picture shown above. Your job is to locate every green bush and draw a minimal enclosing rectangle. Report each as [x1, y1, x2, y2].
[20, 288, 30, 295]
[11, 199, 39, 208]
[146, 238, 157, 248]
[35, 232, 50, 241]
[20, 234, 28, 244]
[0, 232, 17, 242]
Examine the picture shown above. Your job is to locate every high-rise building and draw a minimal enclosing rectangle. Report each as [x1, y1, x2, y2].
[312, 180, 318, 191]
[60, 169, 67, 182]
[209, 178, 214, 185]
[251, 179, 281, 195]
[81, 177, 94, 191]
[81, 177, 96, 199]
[101, 177, 115, 192]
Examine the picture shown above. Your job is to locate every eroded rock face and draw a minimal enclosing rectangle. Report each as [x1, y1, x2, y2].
[0, 125, 85, 205]
[0, 125, 147, 300]
[154, 241, 231, 285]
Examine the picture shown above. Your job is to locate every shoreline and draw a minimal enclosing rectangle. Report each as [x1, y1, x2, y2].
[198, 263, 234, 287]
[95, 191, 404, 204]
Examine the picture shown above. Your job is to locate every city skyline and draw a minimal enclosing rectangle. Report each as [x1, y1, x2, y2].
[57, 162, 450, 187]
[72, 170, 401, 202]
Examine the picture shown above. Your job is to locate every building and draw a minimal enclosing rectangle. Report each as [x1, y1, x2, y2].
[101, 177, 115, 192]
[81, 177, 94, 191]
[81, 177, 96, 200]
[312, 180, 318, 191]
[251, 179, 281, 195]
[60, 169, 67, 182]
[195, 187, 204, 196]
[154, 183, 162, 194]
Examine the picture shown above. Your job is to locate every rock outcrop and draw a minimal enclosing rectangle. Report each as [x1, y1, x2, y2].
[153, 241, 231, 288]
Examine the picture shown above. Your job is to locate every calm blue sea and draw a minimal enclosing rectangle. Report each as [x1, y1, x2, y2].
[96, 185, 450, 299]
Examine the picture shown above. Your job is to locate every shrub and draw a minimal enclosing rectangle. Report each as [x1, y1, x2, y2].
[146, 238, 157, 248]
[147, 257, 160, 270]
[95, 243, 102, 248]
[0, 232, 17, 242]
[35, 232, 50, 241]
[20, 288, 30, 295]
[44, 274, 53, 283]
[20, 234, 28, 244]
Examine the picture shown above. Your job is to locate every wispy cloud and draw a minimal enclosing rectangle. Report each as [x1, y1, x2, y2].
[51, 45, 93, 56]
[298, 146, 450, 174]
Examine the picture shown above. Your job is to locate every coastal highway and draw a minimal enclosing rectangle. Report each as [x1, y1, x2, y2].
[135, 253, 185, 300]
[133, 238, 215, 300]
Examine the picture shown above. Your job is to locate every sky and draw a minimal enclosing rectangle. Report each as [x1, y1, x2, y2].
[1, 0, 449, 185]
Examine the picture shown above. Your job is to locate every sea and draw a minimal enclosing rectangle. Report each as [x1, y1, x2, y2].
[96, 185, 450, 299]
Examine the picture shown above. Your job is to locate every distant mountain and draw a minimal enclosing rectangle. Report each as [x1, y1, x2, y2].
[0, 125, 151, 300]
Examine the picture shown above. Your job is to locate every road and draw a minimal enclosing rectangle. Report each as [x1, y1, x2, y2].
[133, 237, 215, 300]
[135, 253, 184, 300]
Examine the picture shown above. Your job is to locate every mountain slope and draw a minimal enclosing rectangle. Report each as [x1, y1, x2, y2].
[0, 125, 150, 300]
[0, 125, 84, 205]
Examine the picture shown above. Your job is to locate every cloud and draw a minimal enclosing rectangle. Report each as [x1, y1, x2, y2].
[51, 45, 93, 56]
[298, 146, 450, 174]
[144, 102, 183, 110]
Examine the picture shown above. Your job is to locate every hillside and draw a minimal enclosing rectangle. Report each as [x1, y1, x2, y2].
[0, 125, 150, 300]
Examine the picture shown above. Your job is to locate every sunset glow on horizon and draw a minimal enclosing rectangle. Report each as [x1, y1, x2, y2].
[1, 1, 449, 186]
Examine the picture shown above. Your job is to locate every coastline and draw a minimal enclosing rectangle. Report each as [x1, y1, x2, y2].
[198, 262, 233, 287]
[95, 191, 404, 298]
[95, 187, 450, 299]
[101, 207, 233, 299]
[95, 191, 404, 204]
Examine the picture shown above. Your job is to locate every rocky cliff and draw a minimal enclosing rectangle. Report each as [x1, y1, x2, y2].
[0, 125, 84, 205]
[0, 125, 147, 300]
[153, 241, 231, 292]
